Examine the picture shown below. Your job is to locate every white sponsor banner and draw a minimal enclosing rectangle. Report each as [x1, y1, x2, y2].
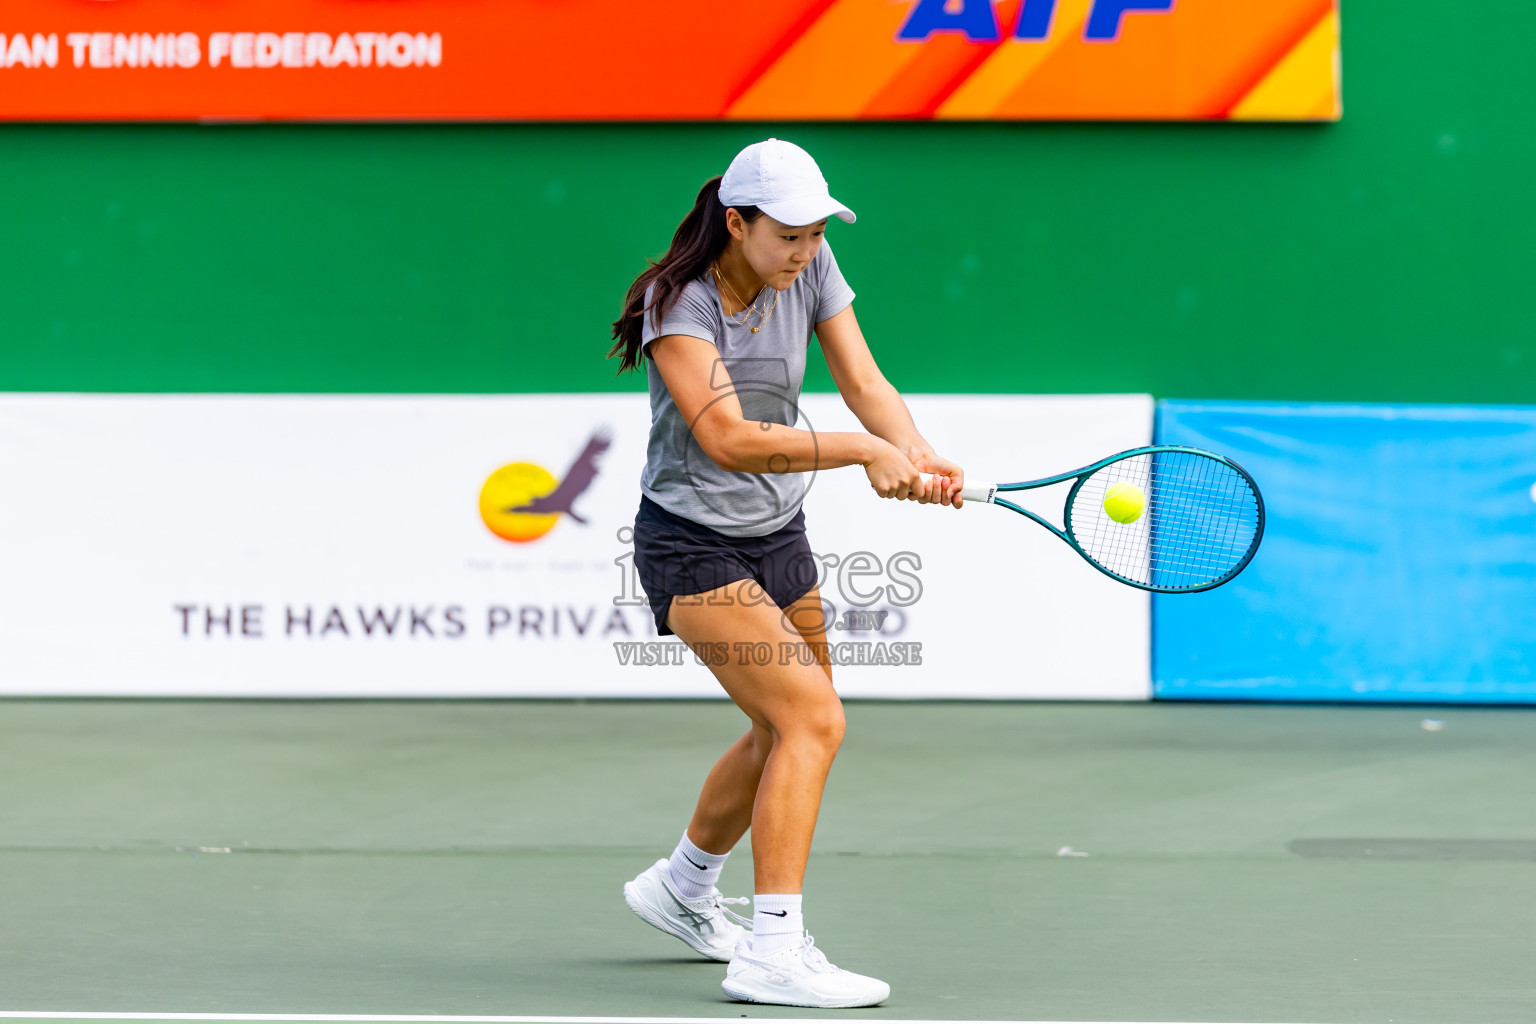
[0, 394, 1150, 699]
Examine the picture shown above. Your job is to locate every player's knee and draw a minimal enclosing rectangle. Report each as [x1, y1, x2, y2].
[801, 695, 845, 757]
[825, 702, 847, 753]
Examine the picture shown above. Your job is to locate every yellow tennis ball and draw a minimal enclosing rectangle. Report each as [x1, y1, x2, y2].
[1103, 481, 1146, 524]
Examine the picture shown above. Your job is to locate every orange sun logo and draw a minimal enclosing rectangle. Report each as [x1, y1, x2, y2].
[478, 431, 610, 544]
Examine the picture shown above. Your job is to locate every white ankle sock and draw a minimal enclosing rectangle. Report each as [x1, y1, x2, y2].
[750, 893, 803, 955]
[667, 831, 728, 899]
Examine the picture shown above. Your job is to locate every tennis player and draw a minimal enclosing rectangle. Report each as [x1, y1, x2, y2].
[608, 138, 964, 1009]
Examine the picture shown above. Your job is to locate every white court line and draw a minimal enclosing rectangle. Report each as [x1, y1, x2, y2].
[0, 1019, 1321, 1024]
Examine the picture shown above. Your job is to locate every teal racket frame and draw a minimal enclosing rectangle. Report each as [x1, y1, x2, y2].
[981, 445, 1266, 594]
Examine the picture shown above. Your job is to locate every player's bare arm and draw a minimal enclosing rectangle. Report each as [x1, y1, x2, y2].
[814, 303, 965, 506]
[648, 331, 930, 498]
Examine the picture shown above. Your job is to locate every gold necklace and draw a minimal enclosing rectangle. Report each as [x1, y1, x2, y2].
[712, 262, 778, 333]
[713, 263, 775, 331]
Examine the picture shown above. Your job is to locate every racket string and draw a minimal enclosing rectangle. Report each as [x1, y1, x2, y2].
[1068, 451, 1261, 590]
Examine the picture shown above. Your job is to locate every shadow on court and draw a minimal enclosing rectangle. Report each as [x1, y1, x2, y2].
[1, 699, 1534, 1023]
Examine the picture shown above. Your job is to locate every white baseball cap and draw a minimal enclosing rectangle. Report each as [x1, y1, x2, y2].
[719, 138, 856, 227]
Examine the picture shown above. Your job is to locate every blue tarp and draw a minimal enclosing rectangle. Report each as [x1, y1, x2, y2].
[1154, 401, 1536, 703]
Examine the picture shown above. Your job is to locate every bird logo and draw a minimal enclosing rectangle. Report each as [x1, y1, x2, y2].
[478, 431, 611, 544]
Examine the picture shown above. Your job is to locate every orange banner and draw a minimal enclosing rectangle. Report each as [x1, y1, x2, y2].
[0, 0, 1339, 121]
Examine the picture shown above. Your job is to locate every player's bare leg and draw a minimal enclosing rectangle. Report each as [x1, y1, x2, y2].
[666, 581, 886, 1006]
[667, 581, 842, 894]
[679, 586, 833, 857]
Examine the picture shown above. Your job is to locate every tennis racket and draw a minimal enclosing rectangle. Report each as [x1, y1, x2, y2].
[920, 445, 1265, 593]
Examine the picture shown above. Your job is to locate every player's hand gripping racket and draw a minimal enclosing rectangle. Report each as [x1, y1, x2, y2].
[921, 446, 1265, 593]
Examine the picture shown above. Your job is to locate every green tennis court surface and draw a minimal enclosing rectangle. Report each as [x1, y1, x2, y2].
[3, 700, 1535, 1024]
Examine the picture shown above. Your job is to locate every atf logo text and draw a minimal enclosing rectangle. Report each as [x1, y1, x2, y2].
[898, 0, 1174, 43]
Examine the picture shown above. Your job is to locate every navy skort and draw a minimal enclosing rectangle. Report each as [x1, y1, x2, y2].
[633, 494, 820, 636]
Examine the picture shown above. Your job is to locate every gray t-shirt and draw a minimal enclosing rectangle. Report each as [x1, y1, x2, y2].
[640, 241, 855, 537]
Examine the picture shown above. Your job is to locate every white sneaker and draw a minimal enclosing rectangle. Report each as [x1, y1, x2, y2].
[622, 859, 749, 962]
[722, 933, 890, 1008]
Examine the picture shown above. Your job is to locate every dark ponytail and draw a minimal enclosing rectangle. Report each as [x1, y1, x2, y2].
[609, 176, 762, 374]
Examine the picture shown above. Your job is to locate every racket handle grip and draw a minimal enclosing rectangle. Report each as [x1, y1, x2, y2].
[919, 472, 997, 504]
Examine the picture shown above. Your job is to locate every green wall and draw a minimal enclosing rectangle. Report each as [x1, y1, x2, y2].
[1, 1, 1532, 401]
